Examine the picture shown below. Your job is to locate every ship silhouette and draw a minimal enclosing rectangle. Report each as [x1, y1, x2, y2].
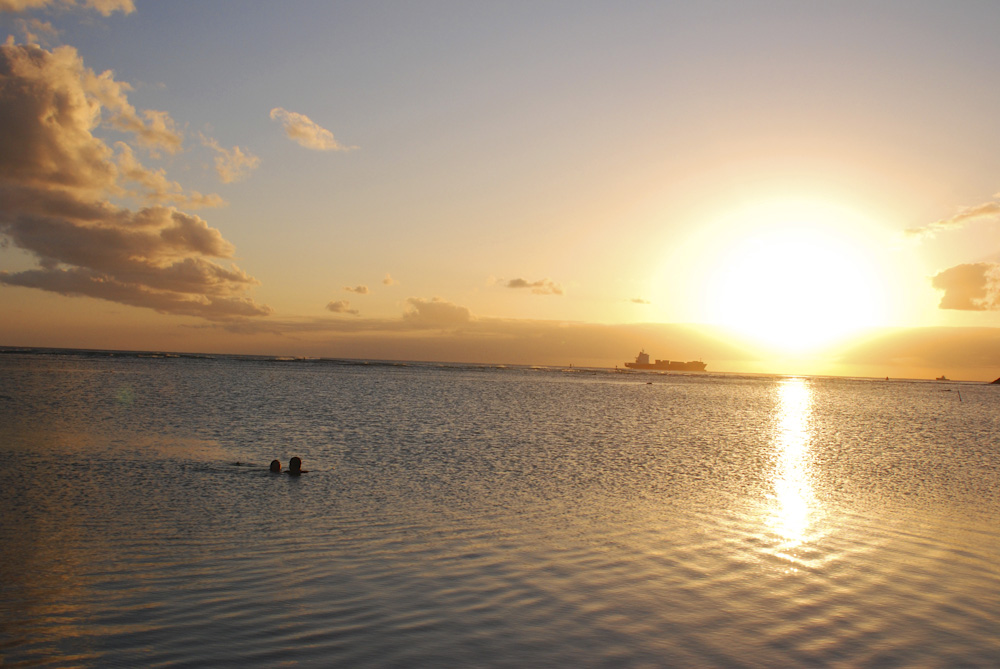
[624, 350, 706, 372]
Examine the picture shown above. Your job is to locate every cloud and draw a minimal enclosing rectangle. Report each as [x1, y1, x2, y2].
[0, 41, 268, 321]
[15, 18, 59, 45]
[931, 263, 1000, 311]
[116, 142, 224, 207]
[201, 135, 260, 184]
[0, 0, 135, 16]
[505, 277, 564, 295]
[402, 297, 473, 328]
[344, 284, 369, 294]
[630, 298, 651, 304]
[326, 300, 358, 315]
[85, 69, 183, 156]
[383, 273, 398, 286]
[269, 107, 354, 151]
[905, 196, 1000, 240]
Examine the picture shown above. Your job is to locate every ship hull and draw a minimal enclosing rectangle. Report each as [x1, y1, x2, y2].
[624, 360, 706, 371]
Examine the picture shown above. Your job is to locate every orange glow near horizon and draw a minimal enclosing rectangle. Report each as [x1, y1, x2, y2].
[693, 201, 891, 355]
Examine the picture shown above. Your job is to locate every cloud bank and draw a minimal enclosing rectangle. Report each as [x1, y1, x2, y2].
[269, 107, 354, 151]
[0, 41, 269, 321]
[505, 277, 564, 295]
[402, 297, 473, 328]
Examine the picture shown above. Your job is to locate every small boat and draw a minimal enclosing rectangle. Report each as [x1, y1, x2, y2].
[936, 375, 949, 381]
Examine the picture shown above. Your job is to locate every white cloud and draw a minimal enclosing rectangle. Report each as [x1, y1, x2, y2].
[201, 135, 260, 184]
[269, 107, 355, 151]
[383, 273, 398, 286]
[905, 196, 1000, 240]
[84, 69, 183, 156]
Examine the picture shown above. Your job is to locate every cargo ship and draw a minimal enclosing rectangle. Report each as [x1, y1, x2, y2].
[624, 350, 706, 372]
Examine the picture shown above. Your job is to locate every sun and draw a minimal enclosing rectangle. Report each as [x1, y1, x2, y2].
[697, 201, 889, 354]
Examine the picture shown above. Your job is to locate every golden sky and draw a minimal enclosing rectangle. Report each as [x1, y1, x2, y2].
[2, 2, 1000, 380]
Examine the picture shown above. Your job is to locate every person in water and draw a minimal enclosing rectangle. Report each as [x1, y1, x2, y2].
[269, 459, 282, 473]
[287, 456, 308, 475]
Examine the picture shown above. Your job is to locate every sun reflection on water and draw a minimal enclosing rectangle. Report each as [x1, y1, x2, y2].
[768, 377, 816, 550]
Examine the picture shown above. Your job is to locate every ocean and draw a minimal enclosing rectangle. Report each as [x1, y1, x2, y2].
[1, 349, 998, 667]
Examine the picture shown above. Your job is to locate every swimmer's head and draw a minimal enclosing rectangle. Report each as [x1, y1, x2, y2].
[288, 456, 302, 473]
[269, 459, 281, 473]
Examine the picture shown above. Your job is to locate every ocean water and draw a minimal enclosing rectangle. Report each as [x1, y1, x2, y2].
[0, 350, 998, 668]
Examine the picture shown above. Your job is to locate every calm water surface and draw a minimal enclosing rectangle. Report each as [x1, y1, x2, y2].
[1, 351, 998, 667]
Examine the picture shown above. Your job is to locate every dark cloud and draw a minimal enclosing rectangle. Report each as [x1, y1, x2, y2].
[0, 41, 268, 321]
[325, 300, 358, 315]
[2, 267, 264, 319]
[931, 263, 1000, 310]
[505, 277, 563, 295]
[344, 285, 369, 294]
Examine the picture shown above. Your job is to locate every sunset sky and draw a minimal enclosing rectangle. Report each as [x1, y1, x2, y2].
[3, 1, 1000, 379]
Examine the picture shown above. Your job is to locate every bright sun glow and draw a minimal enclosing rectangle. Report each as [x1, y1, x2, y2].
[699, 201, 889, 354]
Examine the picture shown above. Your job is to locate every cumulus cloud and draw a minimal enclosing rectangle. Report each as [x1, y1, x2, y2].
[269, 107, 354, 151]
[402, 297, 473, 328]
[0, 41, 268, 321]
[630, 298, 651, 304]
[326, 300, 358, 315]
[505, 277, 564, 295]
[0, 0, 135, 16]
[344, 284, 369, 294]
[383, 273, 398, 286]
[906, 196, 1000, 240]
[931, 263, 1000, 311]
[201, 135, 260, 184]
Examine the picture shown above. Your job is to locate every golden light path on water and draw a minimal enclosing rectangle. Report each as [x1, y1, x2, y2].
[767, 377, 817, 553]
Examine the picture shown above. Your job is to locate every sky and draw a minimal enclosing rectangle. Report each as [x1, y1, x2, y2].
[2, 1, 1000, 379]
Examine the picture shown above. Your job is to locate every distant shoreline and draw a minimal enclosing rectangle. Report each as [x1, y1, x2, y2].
[2, 345, 993, 384]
